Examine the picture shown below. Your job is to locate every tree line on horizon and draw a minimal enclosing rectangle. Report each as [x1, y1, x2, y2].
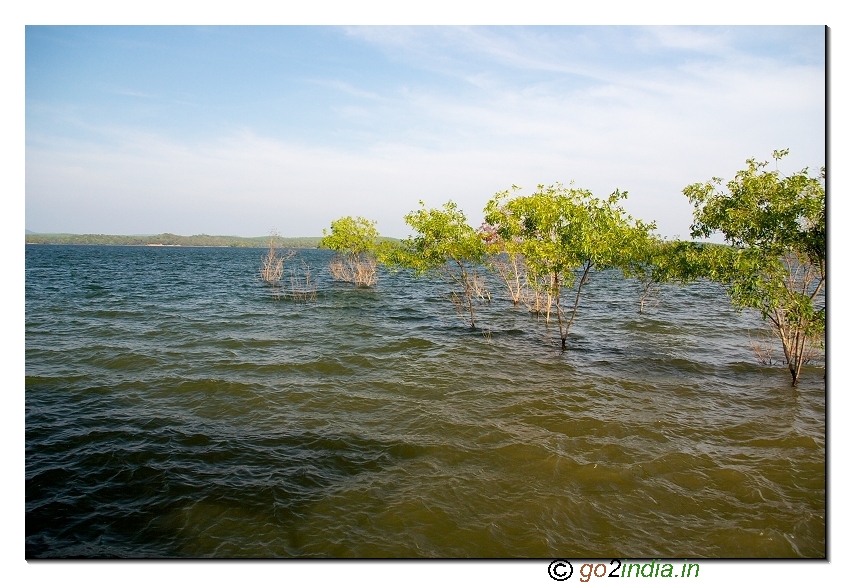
[309, 151, 825, 387]
[25, 232, 326, 248]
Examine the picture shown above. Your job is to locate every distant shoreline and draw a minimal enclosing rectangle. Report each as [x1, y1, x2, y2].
[25, 233, 401, 248]
[25, 233, 324, 248]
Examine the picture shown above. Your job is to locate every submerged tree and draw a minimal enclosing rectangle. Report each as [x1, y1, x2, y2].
[287, 258, 318, 302]
[485, 184, 650, 350]
[480, 209, 555, 318]
[683, 150, 825, 386]
[621, 237, 706, 314]
[479, 201, 528, 307]
[259, 229, 295, 288]
[319, 216, 381, 287]
[384, 201, 489, 327]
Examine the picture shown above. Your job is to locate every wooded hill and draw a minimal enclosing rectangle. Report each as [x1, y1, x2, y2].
[25, 233, 324, 248]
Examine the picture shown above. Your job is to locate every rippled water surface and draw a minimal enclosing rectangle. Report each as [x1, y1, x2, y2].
[25, 245, 825, 558]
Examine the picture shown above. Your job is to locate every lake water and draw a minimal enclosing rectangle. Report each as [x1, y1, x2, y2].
[25, 244, 825, 558]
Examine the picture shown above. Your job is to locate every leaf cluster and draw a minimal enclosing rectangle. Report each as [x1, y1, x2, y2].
[621, 237, 715, 287]
[697, 245, 823, 333]
[319, 216, 381, 257]
[386, 201, 487, 275]
[682, 154, 825, 307]
[684, 152, 824, 268]
[484, 184, 648, 287]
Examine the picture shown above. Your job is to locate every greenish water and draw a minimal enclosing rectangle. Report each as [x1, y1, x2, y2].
[25, 245, 825, 557]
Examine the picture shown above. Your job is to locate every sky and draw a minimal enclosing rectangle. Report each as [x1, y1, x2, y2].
[25, 26, 825, 239]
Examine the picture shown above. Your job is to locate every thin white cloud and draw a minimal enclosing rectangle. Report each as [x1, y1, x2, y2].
[643, 26, 734, 55]
[307, 78, 384, 100]
[25, 27, 824, 241]
[108, 87, 159, 99]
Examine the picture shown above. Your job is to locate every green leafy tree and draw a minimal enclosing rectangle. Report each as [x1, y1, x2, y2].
[319, 216, 381, 287]
[479, 186, 530, 307]
[384, 201, 489, 327]
[621, 237, 707, 314]
[683, 150, 825, 385]
[485, 184, 648, 350]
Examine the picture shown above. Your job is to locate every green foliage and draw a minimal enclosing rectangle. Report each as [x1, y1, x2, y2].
[621, 237, 709, 314]
[684, 151, 825, 267]
[683, 151, 825, 385]
[485, 185, 648, 277]
[385, 201, 489, 327]
[393, 201, 487, 274]
[484, 183, 649, 348]
[319, 216, 383, 287]
[319, 216, 380, 256]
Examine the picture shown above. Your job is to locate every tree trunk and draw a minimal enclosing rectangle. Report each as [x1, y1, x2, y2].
[774, 308, 804, 386]
[563, 261, 593, 341]
[552, 272, 564, 346]
[455, 261, 477, 328]
[638, 280, 653, 315]
[790, 331, 806, 387]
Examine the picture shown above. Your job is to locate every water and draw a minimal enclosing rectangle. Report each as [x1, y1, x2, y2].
[25, 245, 825, 558]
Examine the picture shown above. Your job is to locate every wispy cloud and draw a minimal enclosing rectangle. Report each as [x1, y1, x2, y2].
[107, 87, 159, 99]
[643, 26, 734, 55]
[25, 26, 824, 239]
[308, 79, 384, 100]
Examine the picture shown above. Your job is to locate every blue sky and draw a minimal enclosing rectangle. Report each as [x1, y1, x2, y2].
[25, 26, 825, 238]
